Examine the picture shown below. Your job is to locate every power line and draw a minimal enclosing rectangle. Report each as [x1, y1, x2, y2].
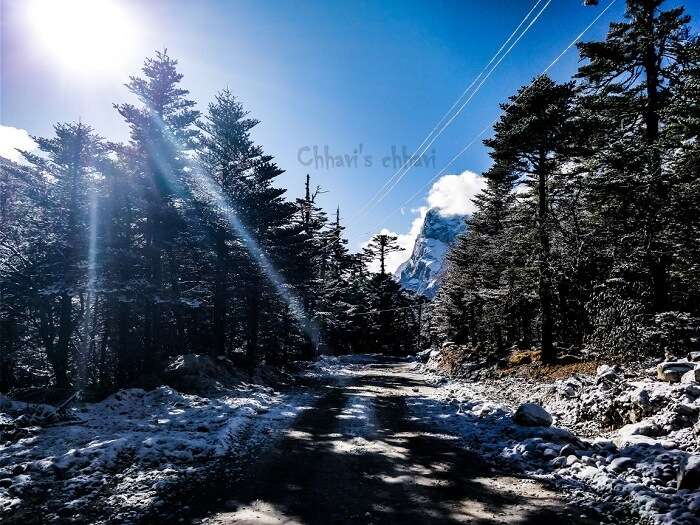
[349, 0, 548, 224]
[374, 0, 620, 230]
[364, 0, 554, 215]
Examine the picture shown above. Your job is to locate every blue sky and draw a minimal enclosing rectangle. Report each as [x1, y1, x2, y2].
[1, 0, 697, 258]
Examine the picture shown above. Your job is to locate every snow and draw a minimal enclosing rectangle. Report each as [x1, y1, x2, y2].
[0, 374, 313, 523]
[3, 354, 698, 523]
[305, 353, 700, 523]
[411, 355, 700, 525]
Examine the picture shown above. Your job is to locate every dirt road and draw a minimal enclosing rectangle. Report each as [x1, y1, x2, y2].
[200, 359, 594, 525]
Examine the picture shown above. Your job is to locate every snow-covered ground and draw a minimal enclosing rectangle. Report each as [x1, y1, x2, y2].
[410, 357, 700, 525]
[0, 364, 314, 524]
[3, 353, 698, 524]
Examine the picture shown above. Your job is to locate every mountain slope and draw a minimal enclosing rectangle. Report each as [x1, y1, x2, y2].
[394, 208, 467, 298]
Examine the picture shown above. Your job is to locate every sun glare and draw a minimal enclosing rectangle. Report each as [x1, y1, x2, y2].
[27, 0, 137, 76]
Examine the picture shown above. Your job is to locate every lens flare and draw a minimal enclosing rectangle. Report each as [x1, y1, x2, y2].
[149, 114, 320, 347]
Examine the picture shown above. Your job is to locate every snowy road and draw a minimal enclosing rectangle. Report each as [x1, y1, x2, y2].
[199, 358, 594, 525]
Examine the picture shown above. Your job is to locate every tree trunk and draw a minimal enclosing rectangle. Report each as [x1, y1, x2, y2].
[246, 280, 259, 367]
[558, 277, 570, 347]
[537, 152, 554, 362]
[213, 228, 227, 357]
[53, 292, 72, 388]
[642, 0, 667, 312]
[116, 300, 130, 386]
[145, 206, 162, 376]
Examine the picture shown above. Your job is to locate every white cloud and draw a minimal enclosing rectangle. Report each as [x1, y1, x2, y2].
[426, 170, 485, 216]
[0, 125, 36, 162]
[365, 170, 485, 274]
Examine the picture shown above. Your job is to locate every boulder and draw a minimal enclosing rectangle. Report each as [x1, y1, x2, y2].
[681, 368, 700, 384]
[614, 434, 663, 448]
[684, 384, 700, 400]
[688, 351, 700, 363]
[678, 455, 700, 490]
[565, 455, 579, 467]
[513, 403, 553, 427]
[657, 361, 695, 383]
[609, 456, 635, 472]
[618, 420, 660, 438]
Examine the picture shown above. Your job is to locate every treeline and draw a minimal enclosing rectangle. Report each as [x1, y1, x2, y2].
[435, 0, 700, 362]
[0, 52, 421, 393]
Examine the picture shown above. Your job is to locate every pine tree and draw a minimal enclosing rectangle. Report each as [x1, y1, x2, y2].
[291, 175, 329, 358]
[364, 233, 403, 276]
[484, 76, 576, 362]
[115, 50, 200, 375]
[436, 162, 521, 352]
[577, 0, 694, 312]
[197, 89, 262, 358]
[19, 123, 106, 388]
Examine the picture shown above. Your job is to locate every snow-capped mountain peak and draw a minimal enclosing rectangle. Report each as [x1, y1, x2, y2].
[394, 208, 467, 298]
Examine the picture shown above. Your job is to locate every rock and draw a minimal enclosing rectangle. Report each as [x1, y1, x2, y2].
[565, 455, 579, 467]
[614, 434, 663, 448]
[685, 384, 700, 399]
[688, 351, 700, 363]
[609, 457, 635, 472]
[0, 478, 11, 488]
[542, 448, 558, 459]
[416, 349, 432, 363]
[558, 378, 583, 398]
[596, 364, 622, 386]
[592, 437, 617, 451]
[559, 444, 577, 457]
[596, 364, 615, 376]
[678, 455, 700, 490]
[618, 421, 660, 438]
[681, 368, 700, 384]
[551, 456, 567, 468]
[513, 403, 553, 427]
[657, 361, 695, 383]
[675, 403, 699, 417]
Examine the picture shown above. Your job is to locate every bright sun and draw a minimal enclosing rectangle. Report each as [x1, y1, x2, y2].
[27, 0, 137, 75]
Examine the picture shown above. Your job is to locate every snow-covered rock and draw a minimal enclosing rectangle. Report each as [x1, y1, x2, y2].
[394, 208, 466, 298]
[657, 361, 695, 383]
[513, 403, 553, 427]
[416, 349, 432, 363]
[681, 368, 700, 384]
[618, 420, 660, 438]
[609, 456, 635, 472]
[678, 455, 700, 490]
[595, 363, 623, 386]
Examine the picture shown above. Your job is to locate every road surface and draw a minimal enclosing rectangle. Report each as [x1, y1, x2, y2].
[199, 359, 594, 525]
